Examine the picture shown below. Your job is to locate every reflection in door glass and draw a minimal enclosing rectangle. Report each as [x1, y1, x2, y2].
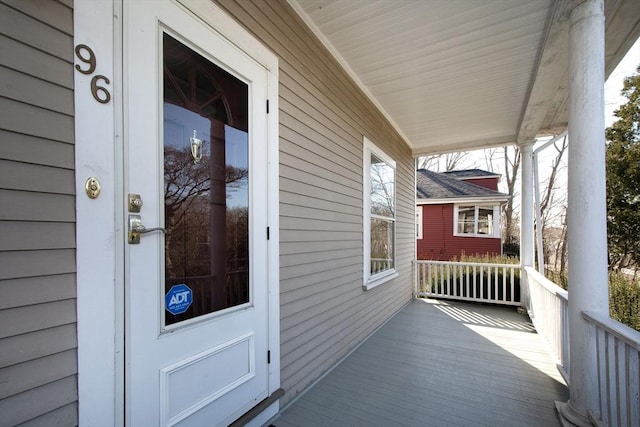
[162, 33, 249, 326]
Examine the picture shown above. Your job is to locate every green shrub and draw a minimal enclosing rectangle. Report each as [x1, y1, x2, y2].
[455, 252, 521, 266]
[545, 269, 639, 331]
[609, 272, 640, 331]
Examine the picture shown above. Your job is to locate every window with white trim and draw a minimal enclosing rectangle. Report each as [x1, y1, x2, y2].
[453, 205, 501, 238]
[363, 137, 397, 290]
[416, 206, 423, 239]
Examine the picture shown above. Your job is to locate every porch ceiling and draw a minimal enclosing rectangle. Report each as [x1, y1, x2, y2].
[289, 0, 640, 156]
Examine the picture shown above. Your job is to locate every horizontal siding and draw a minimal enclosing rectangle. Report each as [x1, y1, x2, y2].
[0, 35, 73, 91]
[1, 0, 73, 36]
[0, 250, 76, 280]
[0, 324, 77, 367]
[0, 190, 75, 222]
[0, 98, 74, 144]
[215, 0, 415, 407]
[0, 0, 77, 425]
[460, 176, 499, 191]
[0, 349, 77, 399]
[0, 66, 74, 115]
[0, 299, 77, 340]
[0, 131, 75, 169]
[0, 377, 77, 427]
[0, 274, 76, 309]
[0, 222, 76, 251]
[0, 3, 73, 60]
[417, 204, 502, 260]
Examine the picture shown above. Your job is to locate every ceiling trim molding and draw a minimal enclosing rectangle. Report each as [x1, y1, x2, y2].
[412, 135, 517, 158]
[517, 0, 571, 143]
[286, 0, 412, 148]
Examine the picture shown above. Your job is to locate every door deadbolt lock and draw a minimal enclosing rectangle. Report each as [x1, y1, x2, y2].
[128, 193, 143, 212]
[85, 177, 101, 199]
[128, 214, 166, 244]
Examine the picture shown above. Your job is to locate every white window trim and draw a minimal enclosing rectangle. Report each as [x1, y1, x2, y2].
[363, 137, 397, 290]
[416, 206, 423, 239]
[453, 204, 501, 238]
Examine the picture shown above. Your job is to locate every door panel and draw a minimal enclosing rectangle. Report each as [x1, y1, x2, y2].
[125, 2, 269, 425]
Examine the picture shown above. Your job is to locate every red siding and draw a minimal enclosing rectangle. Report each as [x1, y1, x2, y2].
[417, 204, 502, 261]
[460, 177, 499, 191]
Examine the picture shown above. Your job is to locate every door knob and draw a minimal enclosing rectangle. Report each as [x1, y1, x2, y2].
[128, 214, 166, 244]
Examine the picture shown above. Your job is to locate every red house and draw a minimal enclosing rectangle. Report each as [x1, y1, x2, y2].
[416, 169, 510, 261]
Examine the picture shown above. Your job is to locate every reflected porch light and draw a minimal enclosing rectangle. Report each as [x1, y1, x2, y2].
[190, 129, 203, 164]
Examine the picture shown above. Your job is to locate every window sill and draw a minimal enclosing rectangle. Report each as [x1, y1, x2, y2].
[454, 233, 501, 239]
[363, 270, 399, 291]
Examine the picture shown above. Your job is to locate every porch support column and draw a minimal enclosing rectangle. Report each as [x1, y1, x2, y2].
[520, 141, 535, 307]
[557, 0, 609, 425]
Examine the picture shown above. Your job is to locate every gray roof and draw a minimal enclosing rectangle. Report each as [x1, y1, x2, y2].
[416, 169, 509, 201]
[443, 169, 500, 179]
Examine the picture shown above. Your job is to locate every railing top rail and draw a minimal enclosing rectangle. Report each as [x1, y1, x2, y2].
[582, 310, 640, 351]
[414, 260, 521, 269]
[524, 266, 568, 301]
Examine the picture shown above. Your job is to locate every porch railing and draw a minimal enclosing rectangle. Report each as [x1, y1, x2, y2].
[525, 266, 570, 381]
[415, 261, 639, 427]
[371, 258, 393, 275]
[415, 260, 521, 306]
[583, 310, 640, 427]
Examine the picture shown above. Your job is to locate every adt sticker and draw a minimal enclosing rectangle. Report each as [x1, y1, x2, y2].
[165, 284, 193, 315]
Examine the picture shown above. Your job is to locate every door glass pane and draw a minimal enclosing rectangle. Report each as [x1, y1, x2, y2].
[163, 33, 249, 326]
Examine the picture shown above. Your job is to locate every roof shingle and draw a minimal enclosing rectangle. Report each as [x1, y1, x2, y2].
[416, 169, 509, 201]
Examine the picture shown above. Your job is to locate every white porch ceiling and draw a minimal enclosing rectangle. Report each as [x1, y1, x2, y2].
[289, 0, 640, 155]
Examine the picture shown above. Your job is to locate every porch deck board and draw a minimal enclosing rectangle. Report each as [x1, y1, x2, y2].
[273, 299, 568, 426]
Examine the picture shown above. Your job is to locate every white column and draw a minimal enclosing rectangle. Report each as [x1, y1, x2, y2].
[557, 0, 609, 425]
[520, 141, 535, 307]
[533, 151, 545, 273]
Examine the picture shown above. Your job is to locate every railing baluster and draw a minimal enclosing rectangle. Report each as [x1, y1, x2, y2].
[465, 264, 470, 299]
[511, 267, 515, 304]
[473, 264, 477, 299]
[502, 266, 506, 302]
[493, 267, 500, 301]
[445, 263, 450, 296]
[629, 346, 640, 425]
[582, 311, 639, 427]
[414, 260, 519, 306]
[481, 265, 485, 300]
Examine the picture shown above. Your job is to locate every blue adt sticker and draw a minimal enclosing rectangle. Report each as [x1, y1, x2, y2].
[165, 284, 193, 315]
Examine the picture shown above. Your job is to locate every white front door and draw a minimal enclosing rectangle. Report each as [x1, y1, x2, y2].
[125, 1, 271, 425]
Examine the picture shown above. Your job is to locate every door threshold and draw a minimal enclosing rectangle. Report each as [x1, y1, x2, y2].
[230, 388, 284, 426]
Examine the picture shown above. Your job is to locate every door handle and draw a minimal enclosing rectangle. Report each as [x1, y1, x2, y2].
[128, 214, 166, 244]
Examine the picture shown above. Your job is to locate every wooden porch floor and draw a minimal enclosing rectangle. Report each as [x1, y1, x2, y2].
[272, 299, 568, 427]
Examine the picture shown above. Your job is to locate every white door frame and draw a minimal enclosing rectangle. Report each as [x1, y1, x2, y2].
[74, 1, 279, 424]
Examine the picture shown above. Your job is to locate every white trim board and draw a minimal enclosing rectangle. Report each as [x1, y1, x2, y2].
[74, 0, 121, 424]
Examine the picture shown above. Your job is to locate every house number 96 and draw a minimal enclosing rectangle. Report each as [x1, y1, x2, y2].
[75, 44, 111, 104]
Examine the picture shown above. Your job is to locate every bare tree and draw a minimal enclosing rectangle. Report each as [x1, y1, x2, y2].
[416, 154, 442, 171]
[417, 151, 470, 172]
[538, 137, 568, 267]
[443, 151, 469, 171]
[540, 136, 568, 226]
[483, 147, 499, 172]
[502, 145, 521, 247]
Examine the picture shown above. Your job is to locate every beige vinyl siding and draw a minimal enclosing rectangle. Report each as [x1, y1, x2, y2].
[215, 0, 415, 406]
[0, 0, 77, 425]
